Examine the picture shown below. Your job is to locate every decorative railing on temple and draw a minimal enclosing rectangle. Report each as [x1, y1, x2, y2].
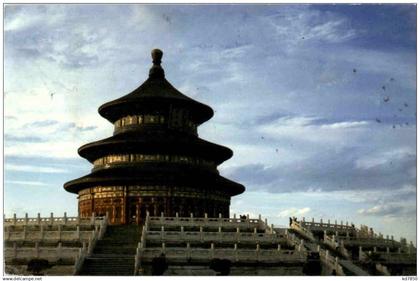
[3, 213, 108, 275]
[134, 214, 304, 275]
[317, 246, 345, 276]
[4, 212, 104, 227]
[146, 212, 268, 230]
[295, 217, 357, 233]
[358, 246, 416, 264]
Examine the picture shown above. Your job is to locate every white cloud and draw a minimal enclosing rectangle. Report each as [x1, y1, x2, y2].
[5, 180, 50, 187]
[355, 147, 415, 170]
[5, 164, 69, 174]
[257, 116, 370, 145]
[278, 207, 311, 218]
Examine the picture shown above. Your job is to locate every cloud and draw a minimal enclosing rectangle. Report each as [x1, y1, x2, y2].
[24, 120, 59, 128]
[5, 134, 44, 143]
[225, 142, 416, 194]
[5, 180, 50, 187]
[265, 6, 357, 48]
[357, 203, 415, 217]
[5, 164, 70, 174]
[278, 207, 311, 218]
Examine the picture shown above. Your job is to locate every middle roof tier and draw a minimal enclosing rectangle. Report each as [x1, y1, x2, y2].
[78, 130, 233, 165]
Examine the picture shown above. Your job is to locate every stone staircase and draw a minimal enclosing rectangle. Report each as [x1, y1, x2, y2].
[78, 225, 141, 276]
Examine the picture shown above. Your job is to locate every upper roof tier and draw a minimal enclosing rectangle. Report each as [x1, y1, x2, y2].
[98, 49, 214, 124]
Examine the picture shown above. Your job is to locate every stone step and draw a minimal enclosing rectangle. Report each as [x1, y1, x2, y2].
[78, 225, 141, 275]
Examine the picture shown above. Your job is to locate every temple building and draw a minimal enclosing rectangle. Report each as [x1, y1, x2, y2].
[63, 49, 245, 225]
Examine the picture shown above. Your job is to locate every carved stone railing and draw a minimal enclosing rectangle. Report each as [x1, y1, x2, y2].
[144, 229, 286, 244]
[4, 244, 81, 262]
[297, 218, 356, 233]
[137, 246, 306, 263]
[5, 229, 93, 243]
[73, 247, 87, 275]
[147, 213, 266, 231]
[358, 246, 415, 264]
[341, 236, 399, 248]
[4, 212, 104, 227]
[134, 214, 292, 275]
[318, 247, 345, 276]
[74, 214, 108, 275]
[290, 220, 316, 242]
[323, 232, 339, 249]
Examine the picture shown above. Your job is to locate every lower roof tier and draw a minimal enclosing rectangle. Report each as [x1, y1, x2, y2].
[78, 130, 233, 165]
[63, 167, 245, 196]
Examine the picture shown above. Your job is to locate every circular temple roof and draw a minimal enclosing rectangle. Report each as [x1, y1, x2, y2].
[98, 49, 214, 124]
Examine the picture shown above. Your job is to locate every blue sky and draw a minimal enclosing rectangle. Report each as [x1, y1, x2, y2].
[4, 4, 417, 244]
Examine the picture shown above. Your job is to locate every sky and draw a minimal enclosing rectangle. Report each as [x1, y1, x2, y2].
[4, 4, 417, 244]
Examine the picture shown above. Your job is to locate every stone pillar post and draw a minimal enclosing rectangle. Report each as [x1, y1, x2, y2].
[236, 227, 240, 241]
[50, 212, 54, 225]
[359, 246, 363, 261]
[64, 212, 67, 224]
[35, 242, 40, 258]
[23, 225, 26, 240]
[57, 242, 62, 258]
[24, 213, 28, 225]
[40, 225, 44, 239]
[58, 224, 62, 240]
[13, 242, 17, 258]
[76, 226, 80, 239]
[37, 213, 41, 224]
[13, 213, 17, 225]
